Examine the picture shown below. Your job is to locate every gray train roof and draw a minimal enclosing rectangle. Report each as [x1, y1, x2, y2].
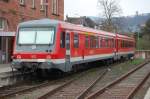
[18, 19, 60, 27]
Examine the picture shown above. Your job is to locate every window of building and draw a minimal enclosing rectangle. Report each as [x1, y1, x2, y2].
[20, 0, 25, 6]
[74, 33, 79, 48]
[31, 0, 35, 9]
[45, 0, 48, 16]
[60, 32, 65, 48]
[52, 0, 59, 15]
[0, 19, 4, 30]
[40, 0, 45, 11]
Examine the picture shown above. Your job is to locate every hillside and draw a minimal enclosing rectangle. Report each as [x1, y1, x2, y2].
[89, 13, 150, 33]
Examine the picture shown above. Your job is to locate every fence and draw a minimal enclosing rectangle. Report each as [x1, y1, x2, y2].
[135, 50, 150, 59]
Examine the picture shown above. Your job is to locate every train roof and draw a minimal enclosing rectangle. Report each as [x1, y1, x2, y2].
[117, 34, 134, 41]
[18, 19, 60, 27]
[18, 19, 134, 40]
[18, 19, 115, 37]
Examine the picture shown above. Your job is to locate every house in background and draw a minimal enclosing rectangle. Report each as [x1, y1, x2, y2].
[66, 16, 98, 29]
[0, 0, 64, 63]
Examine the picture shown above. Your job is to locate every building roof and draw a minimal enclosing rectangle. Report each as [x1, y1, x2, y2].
[65, 16, 98, 28]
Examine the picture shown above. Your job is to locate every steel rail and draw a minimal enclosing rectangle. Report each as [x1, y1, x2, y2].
[0, 65, 103, 99]
[75, 69, 108, 99]
[0, 81, 50, 99]
[126, 71, 150, 99]
[38, 78, 75, 99]
[0, 72, 84, 99]
[37, 68, 103, 99]
[86, 60, 149, 99]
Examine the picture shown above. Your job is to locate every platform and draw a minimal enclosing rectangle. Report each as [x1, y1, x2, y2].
[0, 64, 13, 74]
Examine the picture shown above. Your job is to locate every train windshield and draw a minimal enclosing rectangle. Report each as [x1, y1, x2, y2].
[18, 27, 55, 45]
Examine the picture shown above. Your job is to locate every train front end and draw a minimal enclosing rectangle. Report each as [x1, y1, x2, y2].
[12, 19, 60, 72]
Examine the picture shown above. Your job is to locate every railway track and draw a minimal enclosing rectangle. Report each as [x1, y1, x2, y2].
[0, 59, 146, 99]
[36, 61, 123, 99]
[0, 65, 107, 99]
[38, 68, 108, 99]
[86, 60, 150, 99]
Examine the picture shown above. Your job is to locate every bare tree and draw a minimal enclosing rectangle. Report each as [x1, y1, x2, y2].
[97, 0, 122, 32]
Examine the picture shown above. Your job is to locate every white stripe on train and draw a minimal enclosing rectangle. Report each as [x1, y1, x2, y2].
[13, 51, 134, 64]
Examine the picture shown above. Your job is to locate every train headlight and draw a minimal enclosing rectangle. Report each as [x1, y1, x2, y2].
[11, 56, 15, 59]
[17, 55, 21, 59]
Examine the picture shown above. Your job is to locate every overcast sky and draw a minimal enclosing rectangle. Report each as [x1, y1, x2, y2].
[65, 0, 150, 17]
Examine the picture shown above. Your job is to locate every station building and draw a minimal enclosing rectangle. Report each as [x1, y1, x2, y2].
[0, 0, 64, 63]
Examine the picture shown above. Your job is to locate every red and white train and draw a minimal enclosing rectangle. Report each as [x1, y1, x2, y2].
[12, 19, 135, 72]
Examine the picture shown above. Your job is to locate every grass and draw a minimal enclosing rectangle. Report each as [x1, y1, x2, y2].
[112, 58, 144, 76]
[129, 58, 145, 65]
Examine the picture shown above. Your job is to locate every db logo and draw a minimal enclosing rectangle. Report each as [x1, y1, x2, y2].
[31, 55, 36, 59]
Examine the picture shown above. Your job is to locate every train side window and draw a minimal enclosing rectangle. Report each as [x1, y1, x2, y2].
[113, 39, 115, 48]
[66, 33, 70, 49]
[109, 39, 111, 48]
[103, 38, 106, 48]
[96, 37, 99, 48]
[93, 36, 97, 48]
[119, 40, 121, 48]
[123, 41, 125, 48]
[99, 37, 102, 48]
[101, 38, 104, 48]
[108, 39, 111, 48]
[74, 33, 79, 48]
[90, 36, 92, 48]
[90, 36, 97, 48]
[121, 40, 123, 48]
[85, 35, 89, 48]
[60, 32, 65, 48]
[111, 39, 113, 48]
[122, 40, 124, 48]
[90, 36, 93, 48]
[105, 38, 109, 48]
[100, 37, 103, 48]
[124, 41, 126, 48]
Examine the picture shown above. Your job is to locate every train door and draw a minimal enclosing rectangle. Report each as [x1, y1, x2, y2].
[65, 32, 71, 71]
[113, 37, 118, 61]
